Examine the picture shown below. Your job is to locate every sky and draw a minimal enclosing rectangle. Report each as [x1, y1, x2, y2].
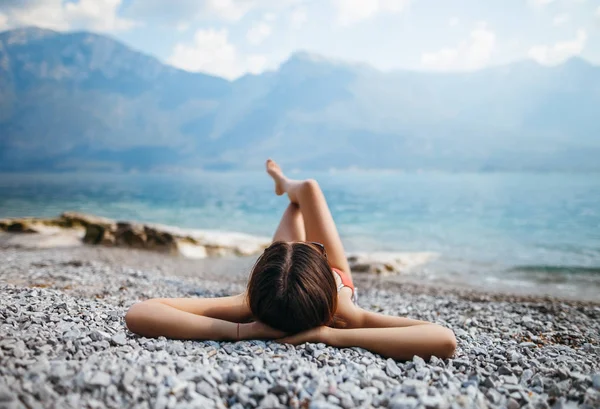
[0, 0, 599, 80]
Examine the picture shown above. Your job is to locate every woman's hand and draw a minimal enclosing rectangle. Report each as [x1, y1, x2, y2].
[276, 326, 331, 345]
[240, 321, 287, 340]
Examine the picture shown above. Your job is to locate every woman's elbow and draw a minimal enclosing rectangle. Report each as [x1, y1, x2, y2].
[124, 302, 149, 335]
[437, 328, 457, 359]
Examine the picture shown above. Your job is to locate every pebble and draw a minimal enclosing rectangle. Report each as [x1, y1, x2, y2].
[592, 373, 600, 391]
[111, 332, 127, 346]
[0, 246, 598, 409]
[88, 372, 111, 387]
[386, 358, 403, 378]
[309, 400, 342, 409]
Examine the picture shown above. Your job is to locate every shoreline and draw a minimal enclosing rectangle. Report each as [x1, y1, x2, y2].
[1, 210, 599, 303]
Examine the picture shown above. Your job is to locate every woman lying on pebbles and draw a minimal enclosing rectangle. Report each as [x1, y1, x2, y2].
[125, 159, 456, 360]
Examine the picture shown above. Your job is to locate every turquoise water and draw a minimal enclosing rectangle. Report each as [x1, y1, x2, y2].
[1, 171, 599, 299]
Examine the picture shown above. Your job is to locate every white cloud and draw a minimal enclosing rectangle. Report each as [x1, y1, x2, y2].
[246, 21, 272, 45]
[552, 13, 569, 26]
[0, 0, 136, 32]
[448, 17, 459, 27]
[168, 28, 268, 79]
[246, 54, 268, 74]
[421, 22, 496, 71]
[331, 0, 409, 25]
[290, 6, 307, 28]
[528, 29, 587, 65]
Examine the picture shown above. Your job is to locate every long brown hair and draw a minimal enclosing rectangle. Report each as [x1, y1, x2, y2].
[246, 241, 338, 334]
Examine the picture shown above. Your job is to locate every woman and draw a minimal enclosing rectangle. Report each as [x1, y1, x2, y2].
[125, 160, 456, 360]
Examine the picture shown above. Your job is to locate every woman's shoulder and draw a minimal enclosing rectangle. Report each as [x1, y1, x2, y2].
[334, 290, 363, 328]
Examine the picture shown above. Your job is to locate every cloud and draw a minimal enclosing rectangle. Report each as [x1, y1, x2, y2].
[528, 29, 587, 65]
[421, 22, 496, 71]
[168, 28, 268, 79]
[331, 0, 410, 25]
[552, 13, 569, 26]
[290, 6, 307, 28]
[0, 0, 136, 32]
[246, 20, 272, 45]
[246, 54, 268, 74]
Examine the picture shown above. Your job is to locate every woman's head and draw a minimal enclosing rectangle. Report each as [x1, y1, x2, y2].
[246, 241, 338, 334]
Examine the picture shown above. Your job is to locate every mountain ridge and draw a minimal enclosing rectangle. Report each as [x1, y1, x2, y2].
[0, 27, 599, 172]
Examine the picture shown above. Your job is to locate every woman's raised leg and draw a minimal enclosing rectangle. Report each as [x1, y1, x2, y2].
[272, 203, 306, 242]
[266, 159, 351, 277]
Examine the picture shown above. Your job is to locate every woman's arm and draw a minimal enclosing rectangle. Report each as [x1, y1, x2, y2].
[278, 324, 456, 361]
[355, 308, 432, 328]
[326, 324, 456, 360]
[336, 297, 431, 329]
[125, 294, 284, 340]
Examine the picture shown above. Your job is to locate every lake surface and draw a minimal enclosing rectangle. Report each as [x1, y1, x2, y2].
[1, 171, 599, 300]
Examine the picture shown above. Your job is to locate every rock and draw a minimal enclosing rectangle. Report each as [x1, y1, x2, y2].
[88, 372, 111, 387]
[520, 369, 534, 385]
[498, 365, 513, 375]
[111, 332, 127, 346]
[0, 385, 16, 402]
[507, 397, 520, 409]
[389, 396, 419, 409]
[592, 373, 600, 391]
[228, 368, 245, 384]
[452, 359, 470, 368]
[412, 355, 426, 370]
[309, 401, 341, 409]
[258, 394, 281, 408]
[386, 359, 402, 378]
[502, 375, 519, 385]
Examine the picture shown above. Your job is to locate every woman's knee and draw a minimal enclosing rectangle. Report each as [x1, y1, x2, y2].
[302, 179, 320, 194]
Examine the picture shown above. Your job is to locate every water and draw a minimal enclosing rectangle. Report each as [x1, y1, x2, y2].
[1, 171, 599, 300]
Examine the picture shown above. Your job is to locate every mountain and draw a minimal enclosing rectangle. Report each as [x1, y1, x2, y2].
[1, 27, 599, 172]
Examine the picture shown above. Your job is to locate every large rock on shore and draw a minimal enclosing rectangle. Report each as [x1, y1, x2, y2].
[0, 212, 270, 258]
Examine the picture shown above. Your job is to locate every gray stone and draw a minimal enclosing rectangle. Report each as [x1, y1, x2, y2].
[386, 359, 403, 378]
[389, 396, 419, 409]
[258, 394, 281, 408]
[111, 332, 127, 346]
[502, 375, 519, 385]
[520, 369, 534, 385]
[412, 355, 426, 369]
[88, 371, 111, 387]
[0, 386, 16, 402]
[507, 397, 520, 409]
[592, 373, 600, 391]
[309, 400, 341, 409]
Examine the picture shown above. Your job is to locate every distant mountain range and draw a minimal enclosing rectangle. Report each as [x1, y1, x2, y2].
[1, 27, 599, 172]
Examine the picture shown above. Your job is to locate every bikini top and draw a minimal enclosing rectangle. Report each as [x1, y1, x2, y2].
[332, 267, 355, 294]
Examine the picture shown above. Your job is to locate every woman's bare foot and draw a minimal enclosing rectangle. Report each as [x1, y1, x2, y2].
[266, 159, 288, 196]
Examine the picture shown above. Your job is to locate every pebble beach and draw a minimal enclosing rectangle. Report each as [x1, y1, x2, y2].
[1, 244, 599, 409]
